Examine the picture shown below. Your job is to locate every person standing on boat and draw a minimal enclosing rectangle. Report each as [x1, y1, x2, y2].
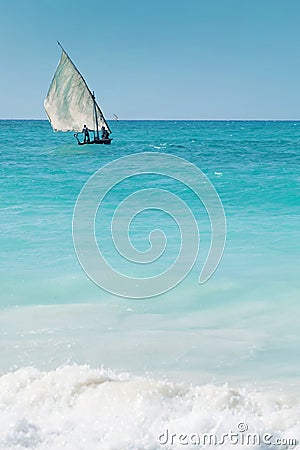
[101, 126, 109, 140]
[82, 124, 90, 143]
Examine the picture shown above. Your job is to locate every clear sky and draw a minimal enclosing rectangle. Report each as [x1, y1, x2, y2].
[1, 0, 300, 120]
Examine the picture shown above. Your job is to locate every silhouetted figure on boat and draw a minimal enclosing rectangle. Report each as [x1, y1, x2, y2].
[82, 125, 90, 143]
[101, 126, 110, 140]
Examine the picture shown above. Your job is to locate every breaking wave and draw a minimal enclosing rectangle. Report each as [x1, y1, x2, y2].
[0, 365, 299, 450]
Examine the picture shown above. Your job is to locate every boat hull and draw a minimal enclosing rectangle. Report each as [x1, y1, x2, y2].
[76, 137, 113, 146]
[93, 138, 112, 145]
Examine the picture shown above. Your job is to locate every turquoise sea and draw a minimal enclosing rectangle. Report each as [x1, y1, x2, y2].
[0, 120, 299, 449]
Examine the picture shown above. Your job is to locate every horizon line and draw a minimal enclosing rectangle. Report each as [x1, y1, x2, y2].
[2, 118, 300, 122]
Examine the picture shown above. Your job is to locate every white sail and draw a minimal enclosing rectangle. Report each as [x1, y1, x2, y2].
[44, 48, 110, 133]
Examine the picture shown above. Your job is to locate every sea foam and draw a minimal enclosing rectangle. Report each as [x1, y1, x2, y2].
[0, 365, 299, 450]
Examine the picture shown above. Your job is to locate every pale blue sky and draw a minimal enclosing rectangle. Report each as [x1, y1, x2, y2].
[1, 0, 300, 120]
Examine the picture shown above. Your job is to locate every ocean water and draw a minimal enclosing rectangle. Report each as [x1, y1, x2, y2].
[0, 120, 299, 449]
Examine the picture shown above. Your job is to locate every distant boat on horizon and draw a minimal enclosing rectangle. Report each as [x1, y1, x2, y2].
[44, 42, 112, 145]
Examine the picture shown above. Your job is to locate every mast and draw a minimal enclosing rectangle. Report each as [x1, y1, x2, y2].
[93, 91, 99, 140]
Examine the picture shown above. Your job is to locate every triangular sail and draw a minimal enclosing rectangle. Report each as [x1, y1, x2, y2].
[44, 47, 110, 133]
